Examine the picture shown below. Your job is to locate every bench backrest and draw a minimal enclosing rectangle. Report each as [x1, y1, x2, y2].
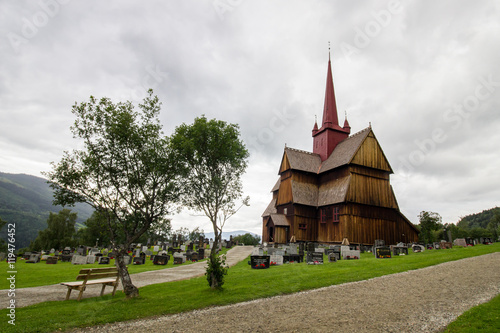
[76, 267, 119, 281]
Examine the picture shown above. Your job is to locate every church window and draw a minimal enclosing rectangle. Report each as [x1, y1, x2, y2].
[333, 205, 340, 223]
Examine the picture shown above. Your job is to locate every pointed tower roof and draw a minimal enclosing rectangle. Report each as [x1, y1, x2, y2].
[321, 52, 339, 128]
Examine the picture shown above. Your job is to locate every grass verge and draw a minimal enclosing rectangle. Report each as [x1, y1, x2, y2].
[1, 244, 498, 332]
[442, 293, 500, 332]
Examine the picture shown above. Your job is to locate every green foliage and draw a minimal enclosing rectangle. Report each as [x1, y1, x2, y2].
[76, 211, 115, 247]
[205, 253, 228, 289]
[233, 233, 261, 245]
[189, 226, 205, 242]
[43, 90, 182, 298]
[1, 244, 498, 333]
[29, 209, 78, 251]
[170, 115, 249, 288]
[418, 211, 442, 244]
[0, 172, 93, 249]
[457, 207, 500, 229]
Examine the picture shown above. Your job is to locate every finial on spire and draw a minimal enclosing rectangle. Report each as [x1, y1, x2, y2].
[369, 122, 372, 128]
[328, 41, 331, 59]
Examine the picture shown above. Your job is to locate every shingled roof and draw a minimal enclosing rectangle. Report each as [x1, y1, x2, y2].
[268, 213, 290, 226]
[319, 127, 371, 173]
[261, 198, 277, 217]
[283, 147, 321, 173]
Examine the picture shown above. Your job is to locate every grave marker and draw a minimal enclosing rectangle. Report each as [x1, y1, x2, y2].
[250, 255, 270, 269]
[72, 255, 87, 265]
[98, 257, 110, 264]
[269, 254, 283, 265]
[375, 247, 391, 259]
[153, 255, 169, 265]
[46, 256, 58, 264]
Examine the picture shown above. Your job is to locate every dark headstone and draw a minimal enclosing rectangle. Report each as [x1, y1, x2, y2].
[153, 255, 169, 265]
[133, 257, 145, 265]
[307, 252, 324, 264]
[250, 255, 270, 269]
[173, 256, 183, 265]
[99, 257, 110, 264]
[46, 256, 58, 264]
[392, 246, 408, 256]
[375, 247, 391, 259]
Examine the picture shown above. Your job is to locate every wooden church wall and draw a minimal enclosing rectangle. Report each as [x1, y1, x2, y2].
[346, 173, 398, 209]
[343, 204, 418, 244]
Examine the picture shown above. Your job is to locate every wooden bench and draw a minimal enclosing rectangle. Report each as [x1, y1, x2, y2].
[61, 267, 121, 301]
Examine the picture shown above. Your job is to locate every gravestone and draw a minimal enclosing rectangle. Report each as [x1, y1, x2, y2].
[153, 246, 159, 253]
[328, 253, 338, 262]
[133, 256, 145, 265]
[41, 254, 50, 261]
[412, 244, 424, 252]
[173, 256, 183, 265]
[465, 238, 474, 246]
[287, 245, 298, 255]
[306, 242, 316, 253]
[374, 239, 385, 247]
[142, 246, 148, 253]
[188, 243, 194, 251]
[72, 255, 87, 265]
[392, 246, 408, 256]
[50, 248, 55, 254]
[269, 254, 283, 265]
[433, 242, 441, 249]
[275, 249, 285, 256]
[26, 254, 40, 263]
[375, 247, 391, 259]
[307, 252, 324, 264]
[180, 245, 186, 252]
[314, 247, 325, 254]
[86, 255, 95, 264]
[102, 249, 109, 257]
[173, 252, 185, 263]
[198, 248, 205, 259]
[123, 255, 132, 265]
[145, 250, 153, 256]
[46, 256, 58, 264]
[190, 252, 199, 261]
[158, 250, 168, 256]
[250, 255, 270, 269]
[134, 249, 141, 257]
[342, 249, 360, 260]
[153, 255, 170, 265]
[440, 242, 453, 249]
[98, 257, 110, 264]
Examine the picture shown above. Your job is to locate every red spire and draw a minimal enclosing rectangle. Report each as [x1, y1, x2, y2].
[312, 115, 319, 135]
[321, 52, 339, 128]
[343, 111, 351, 131]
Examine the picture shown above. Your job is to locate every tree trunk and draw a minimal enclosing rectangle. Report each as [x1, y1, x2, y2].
[115, 247, 139, 298]
[209, 228, 220, 289]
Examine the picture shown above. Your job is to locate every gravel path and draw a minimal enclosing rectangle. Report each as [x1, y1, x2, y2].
[69, 252, 500, 333]
[1, 246, 254, 308]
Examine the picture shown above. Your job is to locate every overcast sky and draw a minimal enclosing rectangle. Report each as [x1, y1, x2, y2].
[1, 0, 499, 236]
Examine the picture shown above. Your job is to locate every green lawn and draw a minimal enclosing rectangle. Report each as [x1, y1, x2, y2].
[443, 293, 500, 332]
[1, 244, 498, 333]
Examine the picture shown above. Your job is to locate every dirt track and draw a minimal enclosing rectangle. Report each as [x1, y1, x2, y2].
[69, 252, 500, 333]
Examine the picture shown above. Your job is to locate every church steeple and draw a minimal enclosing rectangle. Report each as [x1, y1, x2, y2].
[312, 48, 351, 161]
[321, 51, 339, 128]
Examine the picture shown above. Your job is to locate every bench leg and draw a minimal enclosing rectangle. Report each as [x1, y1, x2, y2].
[77, 286, 86, 301]
[65, 287, 72, 300]
[100, 284, 106, 297]
[111, 282, 118, 296]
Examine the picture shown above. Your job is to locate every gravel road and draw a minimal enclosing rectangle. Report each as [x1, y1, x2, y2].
[69, 251, 500, 333]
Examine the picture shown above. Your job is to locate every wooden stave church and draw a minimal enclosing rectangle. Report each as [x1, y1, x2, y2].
[261, 54, 419, 246]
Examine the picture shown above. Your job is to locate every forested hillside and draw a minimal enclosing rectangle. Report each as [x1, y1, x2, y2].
[457, 207, 500, 229]
[0, 172, 93, 249]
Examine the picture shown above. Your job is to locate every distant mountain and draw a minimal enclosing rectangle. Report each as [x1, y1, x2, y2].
[457, 207, 500, 229]
[0, 172, 94, 249]
[204, 230, 260, 240]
